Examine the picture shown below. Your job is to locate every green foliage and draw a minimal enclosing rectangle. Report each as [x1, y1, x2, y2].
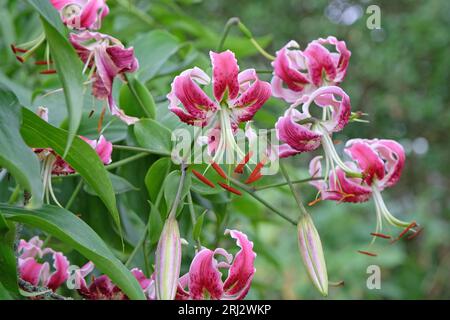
[0, 0, 448, 300]
[0, 204, 146, 300]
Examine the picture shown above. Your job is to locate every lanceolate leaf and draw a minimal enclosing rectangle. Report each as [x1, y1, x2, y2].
[42, 17, 84, 156]
[0, 204, 146, 300]
[134, 119, 173, 156]
[0, 87, 43, 207]
[0, 213, 18, 296]
[20, 108, 121, 231]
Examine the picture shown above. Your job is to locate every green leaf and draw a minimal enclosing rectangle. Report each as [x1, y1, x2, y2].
[132, 30, 180, 82]
[145, 157, 173, 203]
[27, 0, 65, 35]
[0, 204, 146, 300]
[0, 87, 43, 207]
[134, 119, 173, 156]
[119, 77, 156, 119]
[0, 213, 18, 296]
[164, 170, 191, 215]
[41, 18, 85, 156]
[193, 210, 206, 241]
[84, 173, 138, 196]
[20, 108, 121, 231]
[148, 202, 163, 245]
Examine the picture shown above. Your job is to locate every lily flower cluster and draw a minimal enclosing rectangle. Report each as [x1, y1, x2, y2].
[11, 0, 139, 124]
[34, 108, 112, 206]
[19, 229, 256, 301]
[271, 37, 415, 235]
[12, 1, 419, 301]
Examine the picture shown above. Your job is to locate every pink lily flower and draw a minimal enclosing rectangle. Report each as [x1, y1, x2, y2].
[18, 236, 70, 291]
[75, 262, 155, 300]
[50, 0, 109, 30]
[69, 31, 139, 125]
[34, 107, 113, 205]
[80, 135, 113, 165]
[176, 229, 256, 300]
[168, 50, 271, 162]
[272, 36, 351, 103]
[309, 139, 414, 232]
[275, 86, 356, 178]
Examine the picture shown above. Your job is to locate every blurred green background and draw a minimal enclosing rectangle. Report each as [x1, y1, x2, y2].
[1, 0, 449, 299]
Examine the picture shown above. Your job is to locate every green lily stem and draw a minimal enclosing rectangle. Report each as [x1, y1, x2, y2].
[43, 178, 84, 247]
[115, 0, 154, 27]
[65, 179, 83, 211]
[8, 185, 21, 205]
[254, 176, 325, 191]
[279, 161, 309, 218]
[187, 191, 202, 249]
[125, 186, 165, 269]
[112, 145, 170, 157]
[217, 17, 275, 60]
[227, 176, 297, 226]
[58, 152, 150, 179]
[168, 162, 188, 219]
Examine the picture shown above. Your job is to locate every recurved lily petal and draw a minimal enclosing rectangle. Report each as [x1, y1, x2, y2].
[345, 139, 385, 185]
[70, 31, 139, 125]
[51, 0, 109, 30]
[222, 229, 256, 299]
[299, 86, 351, 133]
[297, 213, 328, 296]
[271, 40, 311, 103]
[80, 135, 113, 164]
[211, 50, 240, 102]
[155, 217, 182, 300]
[188, 248, 231, 300]
[45, 251, 70, 291]
[17, 237, 70, 291]
[312, 36, 351, 84]
[275, 109, 322, 157]
[350, 139, 405, 189]
[231, 69, 272, 123]
[168, 67, 217, 127]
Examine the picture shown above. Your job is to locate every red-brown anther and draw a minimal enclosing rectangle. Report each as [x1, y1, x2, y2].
[16, 56, 24, 63]
[370, 233, 392, 239]
[11, 45, 28, 54]
[407, 227, 423, 240]
[394, 221, 417, 242]
[244, 172, 262, 185]
[333, 139, 342, 145]
[40, 69, 57, 75]
[192, 169, 215, 188]
[357, 250, 377, 257]
[234, 151, 253, 174]
[211, 162, 228, 179]
[35, 60, 53, 65]
[98, 107, 106, 133]
[218, 182, 242, 196]
[245, 160, 265, 184]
